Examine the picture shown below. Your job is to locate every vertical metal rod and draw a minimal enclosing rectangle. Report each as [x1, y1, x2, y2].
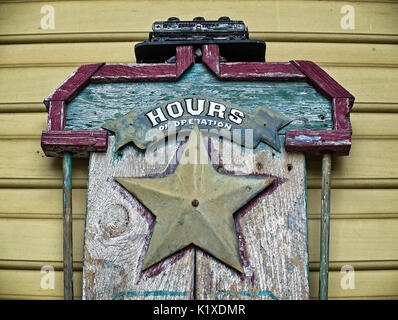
[63, 152, 74, 300]
[319, 152, 332, 300]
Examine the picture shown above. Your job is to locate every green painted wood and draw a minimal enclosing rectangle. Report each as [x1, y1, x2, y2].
[319, 152, 332, 300]
[65, 64, 332, 146]
[62, 152, 73, 300]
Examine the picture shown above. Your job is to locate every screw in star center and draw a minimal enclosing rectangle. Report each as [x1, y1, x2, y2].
[191, 199, 199, 207]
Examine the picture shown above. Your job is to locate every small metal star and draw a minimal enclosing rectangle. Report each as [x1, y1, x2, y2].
[115, 127, 275, 272]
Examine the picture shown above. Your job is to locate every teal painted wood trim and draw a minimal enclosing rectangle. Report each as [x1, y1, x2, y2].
[62, 152, 73, 300]
[113, 290, 188, 300]
[65, 64, 332, 139]
[319, 152, 332, 300]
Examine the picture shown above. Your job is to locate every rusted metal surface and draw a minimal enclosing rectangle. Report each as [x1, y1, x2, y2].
[319, 152, 332, 300]
[62, 152, 73, 300]
[115, 127, 275, 272]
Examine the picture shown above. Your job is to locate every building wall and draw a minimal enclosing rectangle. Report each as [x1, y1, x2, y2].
[0, 0, 397, 299]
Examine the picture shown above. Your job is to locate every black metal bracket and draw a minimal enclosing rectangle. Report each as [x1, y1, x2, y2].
[135, 17, 266, 63]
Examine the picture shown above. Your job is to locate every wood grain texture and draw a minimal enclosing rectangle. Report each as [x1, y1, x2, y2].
[41, 46, 195, 157]
[285, 129, 351, 156]
[196, 140, 309, 300]
[202, 45, 305, 80]
[201, 46, 353, 156]
[91, 64, 176, 82]
[83, 137, 194, 300]
[220, 62, 305, 80]
[83, 136, 309, 299]
[176, 46, 194, 78]
[65, 63, 333, 134]
[47, 101, 65, 130]
[41, 130, 108, 158]
[45, 63, 105, 104]
[291, 60, 354, 99]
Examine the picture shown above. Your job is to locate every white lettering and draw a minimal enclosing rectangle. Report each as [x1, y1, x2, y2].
[229, 108, 245, 124]
[146, 107, 167, 126]
[186, 98, 205, 115]
[207, 101, 226, 119]
[166, 102, 184, 118]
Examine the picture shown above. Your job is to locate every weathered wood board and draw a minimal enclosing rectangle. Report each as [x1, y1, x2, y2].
[83, 135, 309, 300]
[83, 137, 195, 300]
[65, 64, 333, 133]
[196, 140, 308, 300]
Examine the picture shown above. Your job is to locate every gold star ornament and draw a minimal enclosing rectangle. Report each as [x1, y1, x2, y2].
[115, 127, 275, 272]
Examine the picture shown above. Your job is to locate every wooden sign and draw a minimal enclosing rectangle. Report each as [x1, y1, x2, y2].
[41, 19, 353, 300]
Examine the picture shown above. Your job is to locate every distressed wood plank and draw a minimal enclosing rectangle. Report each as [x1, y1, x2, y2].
[196, 141, 309, 300]
[83, 137, 194, 300]
[65, 63, 332, 132]
[45, 63, 104, 103]
[1, 1, 397, 43]
[220, 62, 305, 79]
[41, 130, 108, 158]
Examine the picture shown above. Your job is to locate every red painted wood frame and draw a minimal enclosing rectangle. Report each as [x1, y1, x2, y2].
[41, 44, 353, 158]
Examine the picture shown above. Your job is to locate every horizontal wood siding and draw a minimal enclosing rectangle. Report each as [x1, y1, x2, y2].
[0, 0, 397, 299]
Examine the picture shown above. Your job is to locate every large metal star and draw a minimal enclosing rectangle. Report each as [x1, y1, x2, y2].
[115, 127, 275, 272]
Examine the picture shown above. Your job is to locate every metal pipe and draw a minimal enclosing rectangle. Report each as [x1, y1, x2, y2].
[319, 152, 332, 300]
[63, 152, 74, 300]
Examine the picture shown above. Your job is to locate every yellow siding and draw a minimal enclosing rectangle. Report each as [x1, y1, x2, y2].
[0, 0, 397, 299]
